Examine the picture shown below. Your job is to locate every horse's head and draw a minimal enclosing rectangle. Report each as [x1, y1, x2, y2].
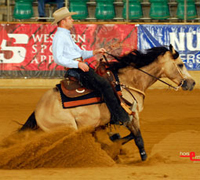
[159, 44, 195, 91]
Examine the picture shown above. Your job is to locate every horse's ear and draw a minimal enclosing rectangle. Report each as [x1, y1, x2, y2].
[169, 44, 179, 59]
[169, 44, 175, 54]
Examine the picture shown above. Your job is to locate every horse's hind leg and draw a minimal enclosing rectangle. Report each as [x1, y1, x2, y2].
[19, 111, 38, 131]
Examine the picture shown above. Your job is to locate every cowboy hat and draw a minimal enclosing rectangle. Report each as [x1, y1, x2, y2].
[51, 7, 77, 25]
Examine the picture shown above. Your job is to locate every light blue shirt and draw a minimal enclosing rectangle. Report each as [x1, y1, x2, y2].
[52, 27, 93, 68]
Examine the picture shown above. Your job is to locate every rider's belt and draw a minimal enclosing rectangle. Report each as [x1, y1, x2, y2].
[64, 57, 83, 71]
[74, 57, 83, 62]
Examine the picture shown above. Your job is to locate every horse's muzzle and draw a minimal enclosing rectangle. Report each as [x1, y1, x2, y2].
[181, 79, 196, 91]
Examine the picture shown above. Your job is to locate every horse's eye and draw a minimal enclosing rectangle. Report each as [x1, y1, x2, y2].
[178, 64, 184, 68]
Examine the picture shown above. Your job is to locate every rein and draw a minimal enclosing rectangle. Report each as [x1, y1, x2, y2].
[105, 52, 183, 91]
[136, 68, 182, 91]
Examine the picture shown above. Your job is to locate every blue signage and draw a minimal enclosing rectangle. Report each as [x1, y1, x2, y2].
[138, 24, 200, 70]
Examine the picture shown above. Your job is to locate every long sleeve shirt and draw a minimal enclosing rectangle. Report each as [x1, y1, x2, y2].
[52, 27, 93, 68]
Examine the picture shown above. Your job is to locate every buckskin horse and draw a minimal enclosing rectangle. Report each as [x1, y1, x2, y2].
[20, 45, 195, 161]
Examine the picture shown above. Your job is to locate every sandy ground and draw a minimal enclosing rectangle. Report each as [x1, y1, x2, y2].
[0, 88, 200, 180]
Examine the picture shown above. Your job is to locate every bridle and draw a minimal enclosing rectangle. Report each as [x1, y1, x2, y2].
[172, 62, 186, 90]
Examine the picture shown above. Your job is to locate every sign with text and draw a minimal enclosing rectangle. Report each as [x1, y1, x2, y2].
[0, 24, 137, 77]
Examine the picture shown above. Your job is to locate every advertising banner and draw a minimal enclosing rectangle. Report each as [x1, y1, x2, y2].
[138, 24, 200, 70]
[0, 24, 137, 78]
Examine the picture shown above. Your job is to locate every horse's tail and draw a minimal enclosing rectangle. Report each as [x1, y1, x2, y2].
[19, 111, 38, 131]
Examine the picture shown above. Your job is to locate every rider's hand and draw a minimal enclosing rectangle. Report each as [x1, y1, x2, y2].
[93, 48, 107, 55]
[78, 62, 89, 72]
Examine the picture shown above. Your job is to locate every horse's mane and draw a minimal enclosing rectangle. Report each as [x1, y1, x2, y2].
[107, 46, 170, 71]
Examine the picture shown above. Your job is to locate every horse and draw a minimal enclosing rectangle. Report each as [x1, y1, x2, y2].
[20, 44, 195, 161]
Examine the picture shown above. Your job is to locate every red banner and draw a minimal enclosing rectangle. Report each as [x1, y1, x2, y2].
[0, 24, 137, 73]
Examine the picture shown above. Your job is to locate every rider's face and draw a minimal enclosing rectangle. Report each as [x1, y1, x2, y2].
[62, 16, 74, 30]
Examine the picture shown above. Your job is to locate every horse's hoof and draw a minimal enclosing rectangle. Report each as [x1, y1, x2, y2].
[140, 151, 147, 161]
[109, 133, 121, 141]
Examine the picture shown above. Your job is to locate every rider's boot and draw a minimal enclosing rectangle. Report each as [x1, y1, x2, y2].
[109, 106, 130, 124]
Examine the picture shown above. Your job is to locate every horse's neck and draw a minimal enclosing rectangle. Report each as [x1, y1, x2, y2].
[118, 61, 162, 111]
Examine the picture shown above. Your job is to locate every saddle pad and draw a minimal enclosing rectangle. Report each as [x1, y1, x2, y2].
[56, 84, 103, 108]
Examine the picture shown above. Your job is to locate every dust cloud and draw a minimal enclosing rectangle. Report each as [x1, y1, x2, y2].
[0, 127, 116, 169]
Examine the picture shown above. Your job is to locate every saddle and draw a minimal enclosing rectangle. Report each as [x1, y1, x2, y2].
[60, 77, 93, 98]
[60, 62, 116, 98]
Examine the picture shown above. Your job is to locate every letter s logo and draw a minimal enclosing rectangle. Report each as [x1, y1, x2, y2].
[0, 34, 29, 63]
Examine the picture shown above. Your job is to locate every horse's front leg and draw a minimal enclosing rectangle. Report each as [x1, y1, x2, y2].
[109, 115, 147, 161]
[125, 119, 147, 161]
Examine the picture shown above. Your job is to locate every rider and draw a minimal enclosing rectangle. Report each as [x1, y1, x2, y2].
[52, 7, 130, 124]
